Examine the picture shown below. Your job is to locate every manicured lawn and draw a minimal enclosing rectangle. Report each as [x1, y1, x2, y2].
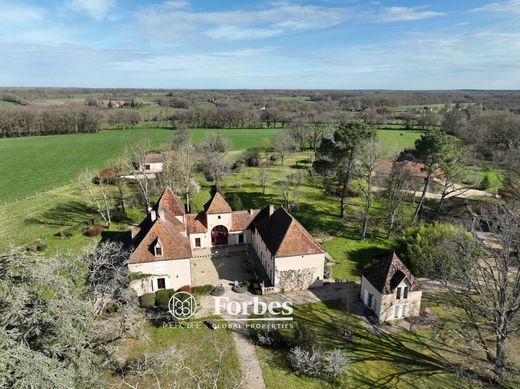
[323, 236, 395, 281]
[377, 130, 423, 157]
[257, 299, 488, 388]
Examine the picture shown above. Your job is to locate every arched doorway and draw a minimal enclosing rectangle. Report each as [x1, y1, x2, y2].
[211, 225, 228, 245]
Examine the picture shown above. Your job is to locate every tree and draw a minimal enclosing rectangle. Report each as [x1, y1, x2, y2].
[273, 130, 297, 165]
[412, 129, 458, 222]
[258, 169, 268, 194]
[356, 138, 382, 239]
[288, 120, 309, 151]
[313, 122, 377, 217]
[278, 173, 301, 212]
[435, 141, 468, 217]
[0, 242, 140, 388]
[163, 129, 199, 212]
[261, 138, 272, 166]
[422, 205, 520, 380]
[382, 161, 413, 237]
[123, 139, 155, 212]
[77, 169, 113, 228]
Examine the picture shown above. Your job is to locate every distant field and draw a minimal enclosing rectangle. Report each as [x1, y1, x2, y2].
[0, 127, 282, 203]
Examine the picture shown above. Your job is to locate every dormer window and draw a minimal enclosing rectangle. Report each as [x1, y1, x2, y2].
[154, 239, 163, 257]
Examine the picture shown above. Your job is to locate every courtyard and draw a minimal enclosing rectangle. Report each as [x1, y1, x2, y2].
[190, 249, 255, 287]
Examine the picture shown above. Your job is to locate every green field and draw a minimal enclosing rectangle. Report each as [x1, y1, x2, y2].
[0, 127, 281, 204]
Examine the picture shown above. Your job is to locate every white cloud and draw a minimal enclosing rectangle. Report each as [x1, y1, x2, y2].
[471, 0, 520, 16]
[135, 3, 349, 41]
[377, 7, 444, 22]
[163, 0, 190, 10]
[0, 2, 43, 23]
[66, 0, 117, 20]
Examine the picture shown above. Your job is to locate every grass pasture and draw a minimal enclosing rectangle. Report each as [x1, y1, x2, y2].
[0, 127, 281, 204]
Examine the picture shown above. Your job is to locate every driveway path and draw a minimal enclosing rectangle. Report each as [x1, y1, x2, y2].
[230, 325, 266, 389]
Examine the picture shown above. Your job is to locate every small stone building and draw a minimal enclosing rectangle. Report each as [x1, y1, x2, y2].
[360, 253, 422, 323]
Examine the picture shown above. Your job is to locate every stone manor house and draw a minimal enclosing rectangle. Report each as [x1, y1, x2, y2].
[128, 187, 326, 295]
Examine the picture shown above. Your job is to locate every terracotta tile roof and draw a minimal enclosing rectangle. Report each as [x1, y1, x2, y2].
[186, 213, 207, 233]
[231, 209, 260, 231]
[157, 186, 185, 219]
[145, 153, 165, 163]
[377, 160, 444, 180]
[204, 192, 232, 214]
[129, 219, 191, 264]
[254, 207, 325, 257]
[361, 253, 419, 294]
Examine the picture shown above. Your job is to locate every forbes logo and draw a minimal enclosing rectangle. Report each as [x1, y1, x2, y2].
[214, 297, 293, 317]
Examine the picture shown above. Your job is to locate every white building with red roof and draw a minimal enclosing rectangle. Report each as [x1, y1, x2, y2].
[128, 187, 326, 295]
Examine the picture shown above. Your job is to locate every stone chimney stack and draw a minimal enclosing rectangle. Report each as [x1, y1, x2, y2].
[150, 209, 157, 221]
[268, 204, 275, 216]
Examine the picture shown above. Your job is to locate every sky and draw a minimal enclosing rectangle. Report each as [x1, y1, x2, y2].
[0, 0, 519, 89]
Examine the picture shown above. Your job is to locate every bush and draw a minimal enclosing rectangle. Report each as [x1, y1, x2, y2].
[395, 223, 477, 277]
[241, 280, 250, 289]
[232, 284, 247, 294]
[211, 285, 225, 296]
[85, 225, 103, 237]
[288, 346, 349, 382]
[156, 289, 174, 307]
[177, 285, 192, 293]
[139, 293, 156, 308]
[192, 284, 214, 295]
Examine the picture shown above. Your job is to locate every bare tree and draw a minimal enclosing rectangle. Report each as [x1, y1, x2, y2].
[279, 173, 301, 212]
[356, 138, 382, 240]
[273, 130, 297, 165]
[426, 204, 520, 381]
[124, 139, 155, 212]
[258, 169, 268, 194]
[162, 129, 199, 212]
[261, 138, 272, 166]
[77, 169, 113, 228]
[382, 161, 413, 237]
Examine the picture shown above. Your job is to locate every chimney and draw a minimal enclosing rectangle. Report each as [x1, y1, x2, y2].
[268, 204, 274, 216]
[150, 209, 157, 222]
[249, 208, 253, 215]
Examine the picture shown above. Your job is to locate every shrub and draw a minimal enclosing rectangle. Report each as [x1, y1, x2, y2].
[232, 284, 247, 294]
[288, 346, 349, 382]
[211, 285, 225, 296]
[395, 223, 477, 277]
[192, 284, 214, 295]
[288, 346, 323, 377]
[156, 289, 175, 307]
[139, 293, 156, 308]
[241, 280, 250, 289]
[177, 285, 192, 293]
[85, 225, 103, 237]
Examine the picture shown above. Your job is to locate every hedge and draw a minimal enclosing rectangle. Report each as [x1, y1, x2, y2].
[139, 293, 156, 308]
[191, 284, 214, 295]
[156, 289, 174, 307]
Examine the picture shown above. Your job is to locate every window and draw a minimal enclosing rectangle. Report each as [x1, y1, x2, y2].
[218, 215, 221, 219]
[195, 238, 201, 247]
[155, 245, 162, 257]
[238, 234, 244, 244]
[394, 304, 408, 319]
[145, 164, 151, 170]
[157, 278, 166, 289]
[403, 286, 409, 299]
[396, 287, 402, 300]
